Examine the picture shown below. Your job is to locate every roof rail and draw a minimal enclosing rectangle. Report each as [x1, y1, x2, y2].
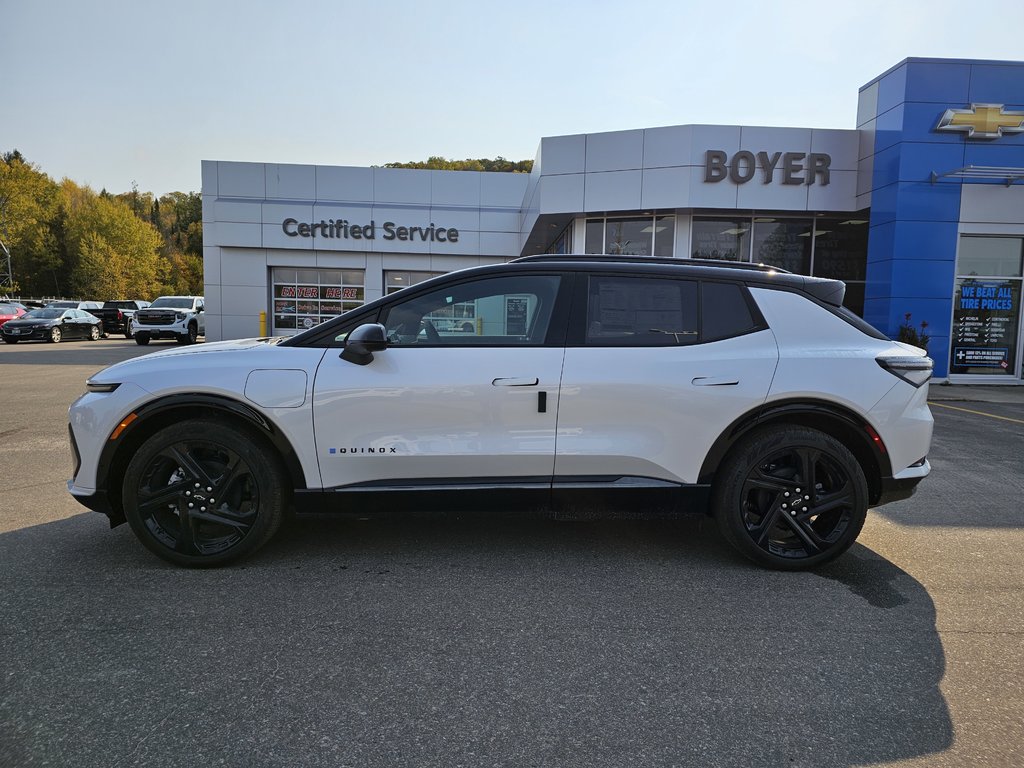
[514, 254, 790, 274]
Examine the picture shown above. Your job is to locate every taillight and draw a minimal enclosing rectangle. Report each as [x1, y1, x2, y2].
[876, 355, 933, 387]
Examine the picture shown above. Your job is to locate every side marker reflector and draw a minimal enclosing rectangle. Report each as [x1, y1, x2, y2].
[110, 413, 138, 441]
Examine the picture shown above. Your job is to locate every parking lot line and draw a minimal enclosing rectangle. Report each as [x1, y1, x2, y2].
[929, 401, 1024, 425]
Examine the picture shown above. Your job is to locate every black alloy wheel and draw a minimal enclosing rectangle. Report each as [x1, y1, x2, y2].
[714, 426, 868, 570]
[49, 326, 62, 343]
[122, 420, 288, 567]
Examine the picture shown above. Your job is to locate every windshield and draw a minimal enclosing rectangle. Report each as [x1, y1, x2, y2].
[0, 304, 16, 314]
[47, 301, 77, 308]
[149, 298, 194, 309]
[25, 309, 63, 319]
[105, 301, 137, 309]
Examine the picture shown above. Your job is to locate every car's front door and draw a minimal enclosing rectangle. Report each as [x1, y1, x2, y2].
[312, 273, 570, 490]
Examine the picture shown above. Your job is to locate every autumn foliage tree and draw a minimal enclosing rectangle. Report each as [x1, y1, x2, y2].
[384, 156, 533, 173]
[0, 150, 203, 299]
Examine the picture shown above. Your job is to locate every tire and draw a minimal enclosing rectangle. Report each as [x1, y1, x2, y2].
[135, 334, 150, 346]
[89, 326, 101, 341]
[122, 419, 289, 567]
[50, 327, 62, 343]
[713, 426, 868, 571]
[125, 319, 134, 339]
[177, 322, 198, 345]
[2, 337, 17, 344]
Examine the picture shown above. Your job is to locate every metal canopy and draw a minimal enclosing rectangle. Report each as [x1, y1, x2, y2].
[930, 165, 1024, 187]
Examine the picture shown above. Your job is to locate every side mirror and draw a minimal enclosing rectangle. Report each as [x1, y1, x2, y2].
[340, 323, 388, 365]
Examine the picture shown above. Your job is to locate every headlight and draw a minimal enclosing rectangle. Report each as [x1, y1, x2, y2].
[86, 381, 121, 393]
[175, 312, 186, 321]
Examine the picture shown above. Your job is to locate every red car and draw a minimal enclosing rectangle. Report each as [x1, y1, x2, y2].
[0, 303, 27, 328]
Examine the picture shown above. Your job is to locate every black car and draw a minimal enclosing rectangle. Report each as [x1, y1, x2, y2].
[1, 308, 104, 343]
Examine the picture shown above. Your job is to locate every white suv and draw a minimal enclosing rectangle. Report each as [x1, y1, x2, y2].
[133, 296, 205, 345]
[67, 257, 933, 569]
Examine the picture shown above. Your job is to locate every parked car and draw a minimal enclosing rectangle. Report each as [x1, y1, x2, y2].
[92, 300, 151, 338]
[3, 308, 104, 343]
[47, 300, 104, 312]
[133, 296, 205, 345]
[68, 256, 933, 569]
[0, 303, 28, 329]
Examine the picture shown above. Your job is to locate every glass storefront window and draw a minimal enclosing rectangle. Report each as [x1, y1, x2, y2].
[272, 267, 365, 333]
[957, 236, 1024, 277]
[385, 270, 441, 295]
[751, 218, 812, 273]
[545, 224, 573, 254]
[812, 217, 869, 316]
[584, 215, 676, 257]
[950, 236, 1024, 378]
[691, 218, 750, 261]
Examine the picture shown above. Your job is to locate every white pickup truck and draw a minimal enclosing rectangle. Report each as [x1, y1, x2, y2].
[133, 296, 205, 345]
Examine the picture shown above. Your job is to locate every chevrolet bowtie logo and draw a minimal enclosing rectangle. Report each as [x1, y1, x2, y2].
[935, 104, 1024, 139]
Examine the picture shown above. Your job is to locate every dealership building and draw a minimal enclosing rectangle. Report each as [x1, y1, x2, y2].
[202, 57, 1024, 381]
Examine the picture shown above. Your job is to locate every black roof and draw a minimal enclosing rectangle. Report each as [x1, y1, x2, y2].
[509, 254, 846, 307]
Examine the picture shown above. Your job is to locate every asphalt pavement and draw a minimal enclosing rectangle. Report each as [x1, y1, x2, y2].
[1, 339, 1022, 767]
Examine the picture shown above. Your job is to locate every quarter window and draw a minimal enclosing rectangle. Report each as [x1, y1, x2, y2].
[701, 282, 757, 341]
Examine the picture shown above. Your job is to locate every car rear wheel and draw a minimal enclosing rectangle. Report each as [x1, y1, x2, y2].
[89, 326, 101, 341]
[49, 327, 62, 343]
[122, 420, 288, 567]
[714, 426, 868, 570]
[135, 334, 150, 345]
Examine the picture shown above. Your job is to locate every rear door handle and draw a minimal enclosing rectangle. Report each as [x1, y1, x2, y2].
[492, 377, 539, 387]
[692, 376, 740, 386]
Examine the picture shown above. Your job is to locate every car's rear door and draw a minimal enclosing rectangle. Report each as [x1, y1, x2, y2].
[554, 272, 779, 488]
[311, 272, 572, 491]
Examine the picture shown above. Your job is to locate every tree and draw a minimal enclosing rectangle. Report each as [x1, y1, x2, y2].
[384, 156, 533, 173]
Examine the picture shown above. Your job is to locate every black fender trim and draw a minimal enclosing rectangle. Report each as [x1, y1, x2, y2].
[697, 399, 893, 505]
[94, 393, 308, 523]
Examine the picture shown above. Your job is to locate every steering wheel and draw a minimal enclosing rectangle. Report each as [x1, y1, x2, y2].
[420, 320, 441, 343]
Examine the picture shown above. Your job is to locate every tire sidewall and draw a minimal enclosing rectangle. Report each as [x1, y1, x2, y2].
[714, 426, 869, 571]
[50, 327, 61, 343]
[122, 419, 288, 567]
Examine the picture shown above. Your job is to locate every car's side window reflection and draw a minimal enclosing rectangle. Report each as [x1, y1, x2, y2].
[586, 276, 698, 345]
[381, 275, 561, 346]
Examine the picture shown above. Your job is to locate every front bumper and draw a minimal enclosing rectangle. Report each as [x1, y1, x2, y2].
[134, 323, 188, 338]
[2, 326, 53, 340]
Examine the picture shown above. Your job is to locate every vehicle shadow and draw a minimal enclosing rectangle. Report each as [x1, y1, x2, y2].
[0, 512, 952, 768]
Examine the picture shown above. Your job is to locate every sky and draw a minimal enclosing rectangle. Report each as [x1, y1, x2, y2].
[4, 0, 1024, 196]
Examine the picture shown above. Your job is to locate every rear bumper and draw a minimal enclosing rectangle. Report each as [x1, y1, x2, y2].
[875, 460, 930, 506]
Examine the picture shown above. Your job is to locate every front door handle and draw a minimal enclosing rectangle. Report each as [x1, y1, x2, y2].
[692, 376, 740, 386]
[492, 377, 539, 387]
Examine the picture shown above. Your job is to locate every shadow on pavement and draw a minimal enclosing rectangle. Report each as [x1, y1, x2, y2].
[0, 511, 952, 768]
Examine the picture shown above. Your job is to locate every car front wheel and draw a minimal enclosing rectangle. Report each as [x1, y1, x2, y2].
[714, 426, 868, 570]
[122, 420, 288, 567]
[50, 327, 62, 343]
[125, 319, 134, 339]
[135, 334, 150, 345]
[177, 322, 198, 345]
[89, 326, 101, 341]
[3, 337, 17, 344]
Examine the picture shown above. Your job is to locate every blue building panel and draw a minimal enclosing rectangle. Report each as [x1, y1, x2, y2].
[905, 61, 971, 104]
[873, 104, 907, 153]
[898, 102, 973, 145]
[891, 221, 960, 261]
[898, 142, 966, 183]
[893, 181, 962, 223]
[889, 259, 958, 299]
[875, 63, 908, 117]
[968, 63, 1024, 104]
